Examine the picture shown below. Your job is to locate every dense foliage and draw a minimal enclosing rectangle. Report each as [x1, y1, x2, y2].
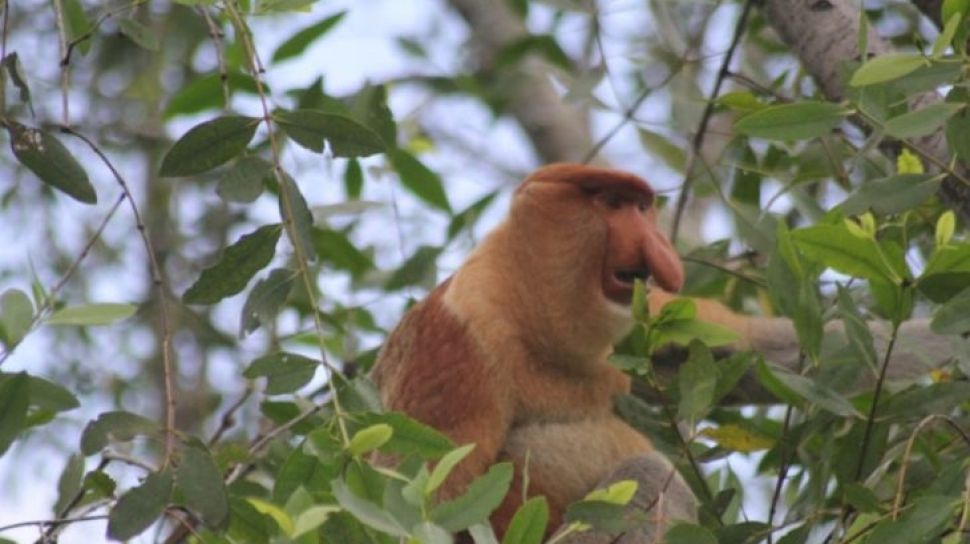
[1, 0, 969, 542]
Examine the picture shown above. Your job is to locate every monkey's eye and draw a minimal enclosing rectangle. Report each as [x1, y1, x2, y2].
[601, 193, 624, 210]
[637, 200, 649, 212]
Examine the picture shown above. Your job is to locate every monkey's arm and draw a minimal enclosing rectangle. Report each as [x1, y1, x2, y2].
[646, 291, 959, 403]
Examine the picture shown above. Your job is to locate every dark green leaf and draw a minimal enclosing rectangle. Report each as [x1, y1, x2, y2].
[217, 156, 272, 203]
[432, 462, 514, 532]
[792, 225, 894, 282]
[389, 149, 452, 213]
[842, 483, 883, 513]
[884, 103, 963, 139]
[107, 470, 172, 540]
[734, 102, 847, 141]
[118, 18, 159, 51]
[183, 224, 282, 304]
[332, 478, 409, 536]
[563, 500, 631, 533]
[312, 228, 373, 278]
[638, 129, 686, 172]
[177, 445, 229, 528]
[159, 116, 260, 177]
[278, 174, 315, 262]
[243, 352, 319, 394]
[2, 53, 32, 111]
[164, 72, 264, 118]
[240, 268, 295, 337]
[0, 373, 28, 456]
[768, 367, 860, 417]
[354, 412, 454, 458]
[344, 158, 363, 198]
[385, 245, 441, 291]
[837, 287, 878, 370]
[502, 497, 548, 544]
[932, 287, 970, 334]
[0, 288, 33, 346]
[883, 382, 970, 417]
[495, 35, 572, 70]
[919, 245, 970, 302]
[274, 109, 385, 157]
[666, 523, 718, 544]
[271, 11, 347, 63]
[838, 174, 940, 216]
[866, 495, 956, 543]
[850, 53, 927, 86]
[0, 373, 79, 413]
[54, 454, 84, 514]
[678, 340, 717, 420]
[7, 122, 95, 204]
[348, 84, 397, 147]
[80, 411, 158, 456]
[447, 192, 499, 241]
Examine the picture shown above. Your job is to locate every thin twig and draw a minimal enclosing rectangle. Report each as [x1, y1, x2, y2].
[670, 0, 754, 243]
[0, 515, 109, 534]
[0, 193, 125, 367]
[207, 386, 253, 447]
[61, 127, 178, 467]
[36, 458, 110, 543]
[892, 414, 970, 519]
[51, 0, 70, 125]
[854, 322, 900, 481]
[766, 354, 805, 544]
[197, 7, 231, 109]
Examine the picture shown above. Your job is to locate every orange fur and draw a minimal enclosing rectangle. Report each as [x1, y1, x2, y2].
[371, 164, 695, 537]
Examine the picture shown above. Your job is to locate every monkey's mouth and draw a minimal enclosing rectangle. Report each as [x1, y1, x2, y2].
[604, 267, 651, 304]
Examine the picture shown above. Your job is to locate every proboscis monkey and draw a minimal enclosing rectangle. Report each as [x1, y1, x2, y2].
[369, 163, 951, 540]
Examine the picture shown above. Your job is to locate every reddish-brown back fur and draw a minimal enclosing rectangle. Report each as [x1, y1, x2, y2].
[372, 164, 690, 537]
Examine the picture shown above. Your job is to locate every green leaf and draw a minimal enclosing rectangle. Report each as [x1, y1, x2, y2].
[312, 228, 374, 278]
[842, 483, 883, 513]
[495, 35, 572, 70]
[501, 497, 548, 544]
[177, 445, 229, 528]
[734, 102, 847, 141]
[849, 53, 927, 86]
[837, 174, 940, 216]
[385, 245, 441, 291]
[3, 53, 33, 110]
[837, 286, 878, 371]
[665, 523, 718, 544]
[427, 443, 476, 494]
[54, 454, 85, 514]
[62, 0, 93, 55]
[0, 288, 33, 346]
[107, 470, 172, 540]
[159, 116, 260, 177]
[118, 18, 159, 51]
[7, 122, 96, 204]
[934, 13, 962, 57]
[347, 423, 393, 456]
[344, 158, 363, 198]
[884, 103, 963, 139]
[0, 373, 28, 456]
[919, 245, 970, 302]
[348, 85, 397, 147]
[937, 211, 956, 248]
[0, 373, 79, 413]
[278, 174, 315, 262]
[164, 72, 264, 118]
[332, 478, 409, 537]
[246, 497, 295, 535]
[942, 0, 970, 23]
[563, 500, 630, 533]
[432, 463, 514, 532]
[699, 425, 773, 453]
[183, 224, 282, 304]
[931, 287, 970, 334]
[389, 149, 452, 213]
[353, 412, 454, 458]
[678, 340, 717, 420]
[80, 411, 158, 456]
[243, 352, 319, 394]
[292, 505, 341, 538]
[271, 11, 347, 63]
[867, 495, 956, 543]
[448, 192, 499, 241]
[638, 129, 686, 172]
[791, 225, 895, 282]
[945, 109, 970, 164]
[217, 156, 272, 203]
[766, 366, 861, 417]
[274, 109, 385, 157]
[239, 268, 295, 337]
[46, 303, 137, 326]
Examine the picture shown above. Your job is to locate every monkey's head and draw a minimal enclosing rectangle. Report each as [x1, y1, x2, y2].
[497, 164, 684, 358]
